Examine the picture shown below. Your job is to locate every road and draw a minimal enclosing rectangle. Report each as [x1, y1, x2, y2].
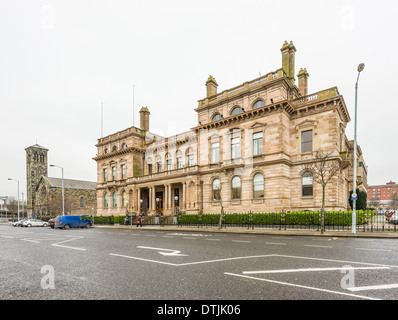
[1, 224, 398, 302]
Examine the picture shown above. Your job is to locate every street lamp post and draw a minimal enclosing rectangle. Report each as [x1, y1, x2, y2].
[50, 164, 65, 215]
[7, 178, 19, 221]
[174, 195, 179, 216]
[352, 63, 365, 234]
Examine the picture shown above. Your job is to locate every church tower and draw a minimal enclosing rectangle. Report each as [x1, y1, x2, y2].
[25, 144, 48, 214]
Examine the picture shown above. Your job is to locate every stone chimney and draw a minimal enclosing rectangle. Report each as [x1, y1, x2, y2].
[139, 106, 150, 132]
[297, 68, 309, 96]
[281, 41, 296, 84]
[205, 75, 218, 97]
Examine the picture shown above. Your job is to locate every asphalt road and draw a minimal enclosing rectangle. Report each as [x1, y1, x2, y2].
[1, 224, 398, 302]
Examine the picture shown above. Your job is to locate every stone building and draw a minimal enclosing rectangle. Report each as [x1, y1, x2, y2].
[93, 41, 368, 216]
[35, 177, 97, 216]
[25, 144, 97, 217]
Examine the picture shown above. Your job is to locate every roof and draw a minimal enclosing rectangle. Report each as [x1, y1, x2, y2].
[44, 177, 97, 190]
[25, 144, 49, 151]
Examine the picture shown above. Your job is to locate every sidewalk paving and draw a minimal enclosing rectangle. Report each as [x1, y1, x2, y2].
[92, 223, 398, 239]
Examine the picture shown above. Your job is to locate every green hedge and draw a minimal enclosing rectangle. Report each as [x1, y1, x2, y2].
[177, 210, 375, 226]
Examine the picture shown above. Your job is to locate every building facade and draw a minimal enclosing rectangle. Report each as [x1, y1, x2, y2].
[367, 181, 398, 209]
[25, 144, 97, 217]
[93, 41, 368, 216]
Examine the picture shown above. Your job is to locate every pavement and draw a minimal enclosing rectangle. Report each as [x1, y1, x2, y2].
[90, 223, 398, 239]
[2, 221, 398, 238]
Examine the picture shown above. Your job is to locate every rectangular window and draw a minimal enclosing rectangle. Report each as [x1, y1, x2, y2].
[211, 142, 219, 164]
[231, 137, 240, 159]
[103, 168, 107, 182]
[253, 132, 263, 156]
[80, 197, 84, 208]
[157, 162, 162, 173]
[112, 166, 116, 180]
[121, 164, 126, 179]
[188, 154, 194, 167]
[148, 164, 152, 175]
[167, 159, 172, 171]
[301, 130, 313, 153]
[177, 157, 183, 169]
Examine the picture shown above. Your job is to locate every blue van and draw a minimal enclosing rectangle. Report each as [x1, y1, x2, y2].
[55, 215, 92, 229]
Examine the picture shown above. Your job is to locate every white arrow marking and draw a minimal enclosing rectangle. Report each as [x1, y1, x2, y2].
[137, 246, 188, 257]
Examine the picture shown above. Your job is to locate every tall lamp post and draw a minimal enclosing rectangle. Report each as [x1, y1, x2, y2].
[7, 178, 19, 221]
[50, 164, 65, 215]
[352, 63, 365, 234]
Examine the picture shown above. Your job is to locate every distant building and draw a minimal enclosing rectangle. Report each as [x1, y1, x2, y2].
[367, 181, 398, 209]
[93, 41, 368, 216]
[25, 144, 96, 217]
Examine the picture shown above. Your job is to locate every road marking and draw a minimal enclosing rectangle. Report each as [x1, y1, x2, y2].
[51, 237, 86, 251]
[224, 272, 379, 300]
[354, 247, 391, 252]
[347, 283, 398, 292]
[242, 266, 389, 275]
[137, 246, 188, 256]
[1, 235, 14, 239]
[266, 242, 286, 245]
[305, 245, 333, 248]
[182, 237, 197, 240]
[232, 240, 250, 243]
[206, 238, 221, 241]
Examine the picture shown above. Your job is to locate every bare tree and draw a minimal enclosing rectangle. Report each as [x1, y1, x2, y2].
[302, 149, 343, 233]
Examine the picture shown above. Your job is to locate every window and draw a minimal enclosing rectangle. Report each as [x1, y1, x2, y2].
[122, 143, 127, 149]
[104, 193, 108, 208]
[167, 159, 172, 171]
[148, 164, 153, 175]
[253, 132, 263, 156]
[103, 168, 107, 182]
[211, 141, 219, 164]
[80, 196, 84, 208]
[122, 191, 127, 207]
[301, 130, 313, 153]
[121, 164, 126, 179]
[302, 171, 313, 196]
[112, 166, 116, 180]
[157, 161, 162, 173]
[253, 173, 264, 198]
[252, 100, 265, 110]
[231, 176, 241, 199]
[231, 137, 240, 159]
[212, 113, 222, 122]
[112, 146, 117, 152]
[113, 192, 117, 207]
[231, 107, 243, 116]
[104, 148, 108, 154]
[177, 156, 183, 169]
[212, 179, 221, 201]
[187, 154, 194, 167]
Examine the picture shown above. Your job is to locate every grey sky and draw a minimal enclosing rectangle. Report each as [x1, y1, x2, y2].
[1, 0, 397, 199]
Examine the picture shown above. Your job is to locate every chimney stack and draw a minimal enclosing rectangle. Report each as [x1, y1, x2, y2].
[139, 106, 150, 132]
[281, 41, 296, 84]
[297, 68, 309, 96]
[206, 75, 218, 97]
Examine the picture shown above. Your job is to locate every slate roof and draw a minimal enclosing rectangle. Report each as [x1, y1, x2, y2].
[44, 177, 97, 190]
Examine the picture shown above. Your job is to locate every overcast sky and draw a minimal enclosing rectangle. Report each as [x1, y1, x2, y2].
[1, 0, 397, 200]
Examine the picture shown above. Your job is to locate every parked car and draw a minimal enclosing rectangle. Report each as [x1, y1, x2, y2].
[48, 218, 56, 228]
[54, 215, 92, 229]
[12, 219, 26, 227]
[22, 219, 48, 227]
[389, 213, 398, 225]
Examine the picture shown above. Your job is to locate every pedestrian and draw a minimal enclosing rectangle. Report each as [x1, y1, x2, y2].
[136, 215, 142, 227]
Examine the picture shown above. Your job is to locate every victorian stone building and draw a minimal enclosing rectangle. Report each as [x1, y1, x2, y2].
[93, 41, 368, 216]
[25, 144, 97, 216]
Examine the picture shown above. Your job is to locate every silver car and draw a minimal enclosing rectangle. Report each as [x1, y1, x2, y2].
[390, 213, 398, 225]
[12, 219, 26, 227]
[22, 219, 48, 227]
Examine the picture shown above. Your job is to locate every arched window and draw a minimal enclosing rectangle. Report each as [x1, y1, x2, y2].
[302, 171, 313, 196]
[122, 191, 127, 207]
[112, 145, 118, 152]
[252, 100, 265, 110]
[230, 106, 243, 116]
[212, 113, 222, 122]
[122, 143, 127, 149]
[231, 176, 241, 200]
[113, 192, 117, 207]
[212, 179, 221, 201]
[253, 173, 264, 198]
[104, 148, 108, 154]
[104, 193, 108, 208]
